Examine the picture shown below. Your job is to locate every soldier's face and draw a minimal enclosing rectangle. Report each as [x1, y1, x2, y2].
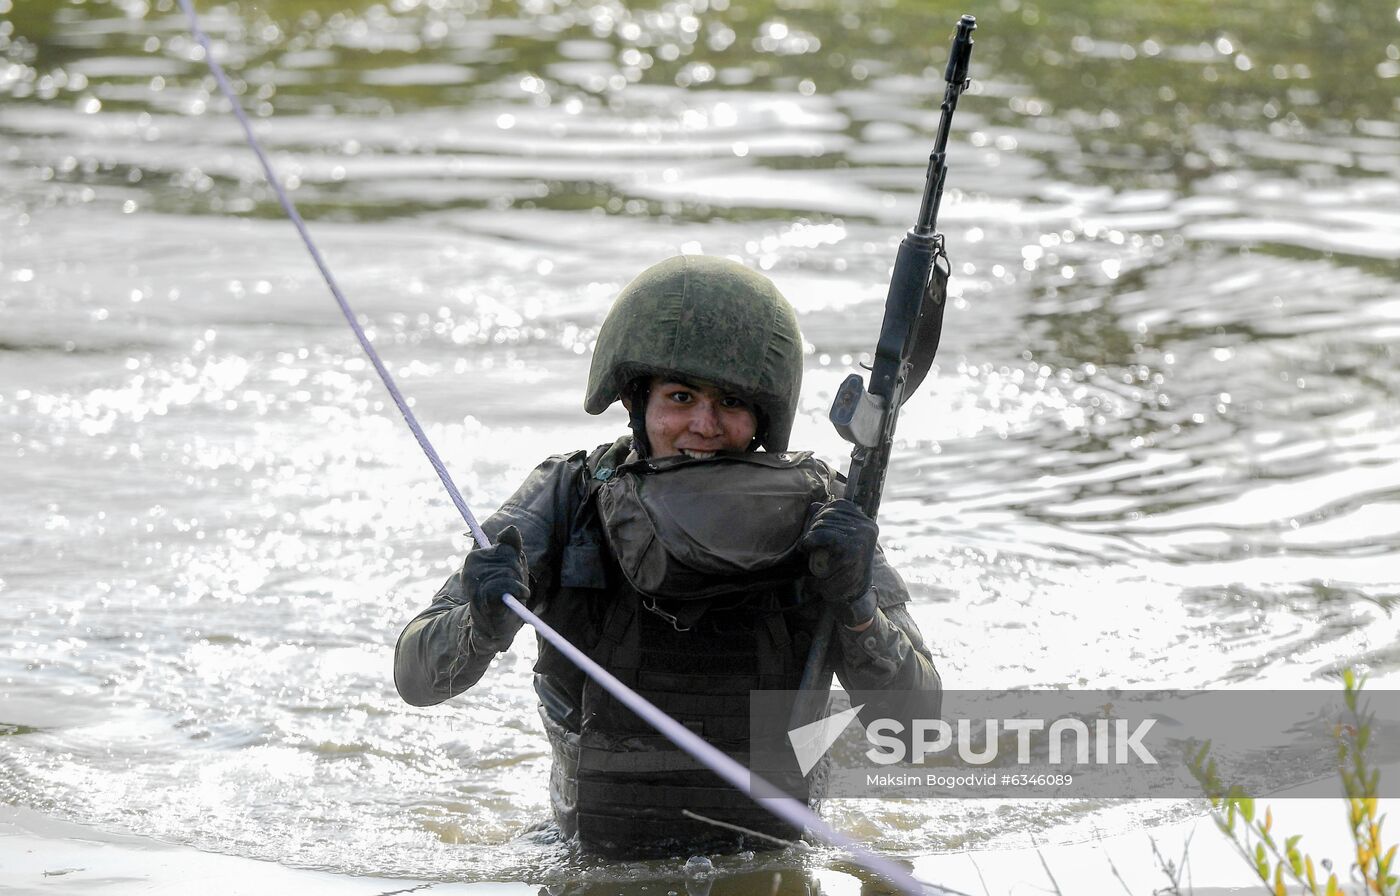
[630, 377, 758, 459]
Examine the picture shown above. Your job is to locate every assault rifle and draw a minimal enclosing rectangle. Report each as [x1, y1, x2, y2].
[798, 14, 977, 699]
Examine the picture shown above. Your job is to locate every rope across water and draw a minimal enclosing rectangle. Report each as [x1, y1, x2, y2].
[173, 3, 931, 892]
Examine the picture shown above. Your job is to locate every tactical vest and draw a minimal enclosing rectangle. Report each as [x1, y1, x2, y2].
[533, 442, 835, 857]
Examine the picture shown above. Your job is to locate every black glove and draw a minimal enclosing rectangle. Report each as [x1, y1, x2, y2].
[798, 498, 878, 627]
[462, 525, 530, 652]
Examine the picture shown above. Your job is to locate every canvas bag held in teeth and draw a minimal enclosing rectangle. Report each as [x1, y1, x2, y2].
[596, 452, 833, 601]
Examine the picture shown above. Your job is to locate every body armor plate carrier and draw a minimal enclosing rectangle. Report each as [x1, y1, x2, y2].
[544, 449, 834, 856]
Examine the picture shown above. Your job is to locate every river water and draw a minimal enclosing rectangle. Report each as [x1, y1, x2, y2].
[3, 0, 1400, 890]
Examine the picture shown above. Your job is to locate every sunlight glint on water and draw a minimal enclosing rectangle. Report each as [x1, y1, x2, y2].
[3, 0, 1400, 885]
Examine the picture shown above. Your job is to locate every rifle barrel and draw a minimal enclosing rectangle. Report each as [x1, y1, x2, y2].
[915, 15, 976, 236]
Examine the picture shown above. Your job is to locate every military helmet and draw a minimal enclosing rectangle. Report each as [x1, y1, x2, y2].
[585, 255, 805, 451]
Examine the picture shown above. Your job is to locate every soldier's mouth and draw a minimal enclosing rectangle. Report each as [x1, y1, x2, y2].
[679, 449, 717, 460]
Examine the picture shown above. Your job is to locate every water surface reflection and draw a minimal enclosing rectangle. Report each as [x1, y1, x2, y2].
[2, 0, 1399, 886]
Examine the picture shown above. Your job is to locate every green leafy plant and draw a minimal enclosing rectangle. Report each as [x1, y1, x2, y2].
[1189, 669, 1397, 896]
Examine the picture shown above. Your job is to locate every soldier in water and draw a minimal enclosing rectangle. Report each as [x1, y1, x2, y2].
[394, 255, 940, 857]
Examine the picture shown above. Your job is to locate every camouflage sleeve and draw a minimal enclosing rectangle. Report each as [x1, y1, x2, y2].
[392, 450, 586, 707]
[806, 456, 942, 706]
[831, 553, 943, 715]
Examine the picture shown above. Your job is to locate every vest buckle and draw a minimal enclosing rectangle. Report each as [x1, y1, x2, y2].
[642, 597, 693, 632]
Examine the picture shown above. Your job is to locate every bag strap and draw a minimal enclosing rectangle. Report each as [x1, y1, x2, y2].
[567, 434, 631, 557]
[591, 585, 639, 684]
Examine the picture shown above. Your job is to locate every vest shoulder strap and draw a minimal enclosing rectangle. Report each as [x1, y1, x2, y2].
[585, 436, 634, 487]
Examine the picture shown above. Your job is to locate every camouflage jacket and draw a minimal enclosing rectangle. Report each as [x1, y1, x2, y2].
[393, 439, 942, 718]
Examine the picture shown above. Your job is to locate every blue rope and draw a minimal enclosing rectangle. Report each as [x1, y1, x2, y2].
[174, 3, 928, 893]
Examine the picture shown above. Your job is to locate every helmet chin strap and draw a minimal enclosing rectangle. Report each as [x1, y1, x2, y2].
[744, 405, 769, 453]
[625, 380, 652, 458]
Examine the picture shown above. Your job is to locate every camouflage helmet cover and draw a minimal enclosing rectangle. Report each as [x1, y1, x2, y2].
[585, 255, 805, 451]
